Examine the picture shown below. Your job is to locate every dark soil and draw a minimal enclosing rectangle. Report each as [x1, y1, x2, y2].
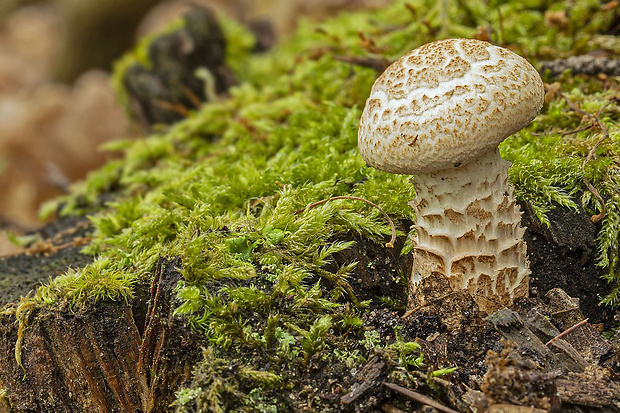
[520, 200, 614, 327]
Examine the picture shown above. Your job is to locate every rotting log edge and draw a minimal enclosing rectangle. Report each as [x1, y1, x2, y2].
[0, 258, 199, 412]
[0, 302, 145, 411]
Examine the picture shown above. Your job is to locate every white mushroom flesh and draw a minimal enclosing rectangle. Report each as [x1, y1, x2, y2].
[411, 147, 529, 312]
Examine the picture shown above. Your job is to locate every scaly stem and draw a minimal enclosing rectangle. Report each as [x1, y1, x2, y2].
[408, 147, 529, 314]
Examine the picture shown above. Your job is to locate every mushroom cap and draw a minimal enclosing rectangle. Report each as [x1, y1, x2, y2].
[358, 38, 545, 174]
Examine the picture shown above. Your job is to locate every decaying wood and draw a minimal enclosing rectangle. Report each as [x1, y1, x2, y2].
[545, 288, 612, 364]
[0, 303, 145, 411]
[556, 367, 620, 409]
[485, 292, 620, 412]
[485, 309, 560, 370]
[0, 257, 201, 412]
[540, 55, 620, 77]
[481, 339, 560, 412]
[340, 355, 387, 405]
[383, 382, 459, 413]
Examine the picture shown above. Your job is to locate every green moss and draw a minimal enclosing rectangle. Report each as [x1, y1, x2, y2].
[172, 347, 283, 413]
[34, 257, 134, 307]
[23, 0, 620, 409]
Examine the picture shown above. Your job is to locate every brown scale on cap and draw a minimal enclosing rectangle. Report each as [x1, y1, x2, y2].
[358, 38, 544, 317]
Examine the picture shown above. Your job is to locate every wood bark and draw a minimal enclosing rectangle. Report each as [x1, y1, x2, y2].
[0, 258, 200, 412]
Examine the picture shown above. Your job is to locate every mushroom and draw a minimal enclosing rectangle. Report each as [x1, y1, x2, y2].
[358, 38, 544, 315]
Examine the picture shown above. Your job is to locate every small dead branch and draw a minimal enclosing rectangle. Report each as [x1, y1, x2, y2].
[383, 382, 459, 413]
[580, 99, 617, 223]
[559, 92, 590, 117]
[401, 291, 461, 319]
[295, 196, 397, 248]
[545, 318, 589, 347]
[380, 404, 406, 413]
[559, 94, 618, 223]
[541, 55, 620, 77]
[497, 7, 506, 46]
[181, 85, 203, 109]
[154, 100, 190, 117]
[0, 237, 91, 259]
[332, 55, 392, 72]
[341, 355, 387, 405]
[559, 124, 592, 137]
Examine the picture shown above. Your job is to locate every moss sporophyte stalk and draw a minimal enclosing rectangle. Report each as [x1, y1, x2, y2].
[19, 0, 620, 410]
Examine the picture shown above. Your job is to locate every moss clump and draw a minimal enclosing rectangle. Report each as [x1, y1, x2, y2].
[35, 257, 134, 306]
[29, 0, 619, 410]
[172, 347, 282, 412]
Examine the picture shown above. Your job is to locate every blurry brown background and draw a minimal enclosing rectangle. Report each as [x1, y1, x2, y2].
[0, 0, 390, 254]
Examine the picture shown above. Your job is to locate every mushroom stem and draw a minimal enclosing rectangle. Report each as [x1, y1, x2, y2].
[408, 147, 529, 314]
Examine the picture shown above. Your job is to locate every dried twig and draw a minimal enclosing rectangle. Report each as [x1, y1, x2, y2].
[560, 124, 592, 137]
[383, 382, 459, 413]
[582, 134, 608, 223]
[546, 318, 589, 347]
[181, 85, 203, 109]
[559, 92, 590, 117]
[381, 404, 406, 413]
[401, 291, 461, 319]
[497, 7, 506, 46]
[560, 94, 617, 223]
[295, 196, 397, 248]
[154, 100, 190, 117]
[541, 55, 620, 77]
[333, 55, 392, 72]
[0, 237, 91, 259]
[580, 99, 617, 223]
